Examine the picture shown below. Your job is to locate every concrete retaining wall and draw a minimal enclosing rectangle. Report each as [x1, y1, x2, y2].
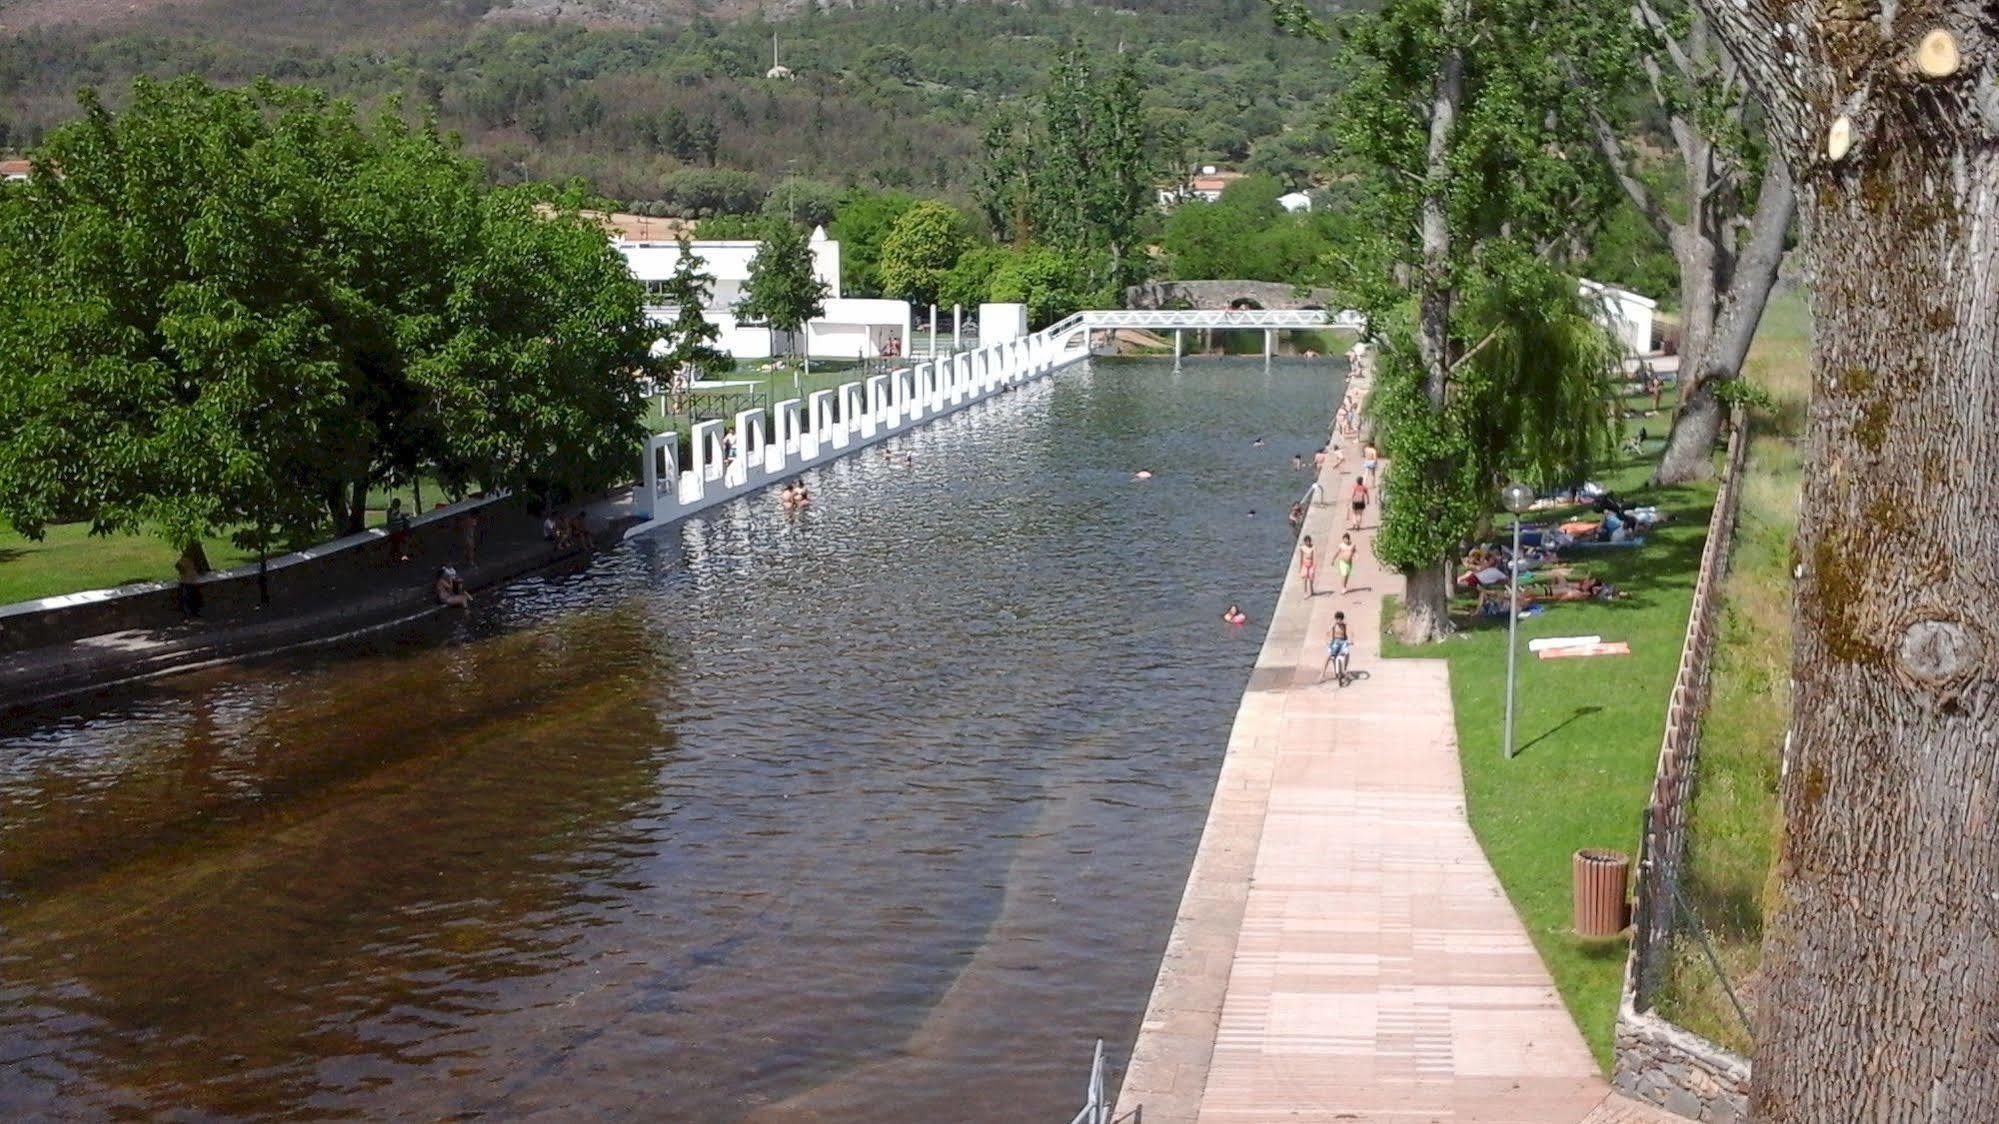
[0, 494, 520, 654]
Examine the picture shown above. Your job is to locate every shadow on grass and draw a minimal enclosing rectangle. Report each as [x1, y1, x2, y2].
[1516, 705, 1605, 757]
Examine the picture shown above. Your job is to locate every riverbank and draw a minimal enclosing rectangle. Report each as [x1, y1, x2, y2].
[0, 495, 622, 712]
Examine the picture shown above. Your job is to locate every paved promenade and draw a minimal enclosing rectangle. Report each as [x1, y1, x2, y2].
[1115, 456, 1672, 1124]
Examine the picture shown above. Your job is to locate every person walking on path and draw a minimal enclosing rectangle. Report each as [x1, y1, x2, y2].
[1298, 535, 1318, 597]
[1347, 477, 1370, 530]
[1334, 533, 1357, 593]
[1362, 443, 1379, 486]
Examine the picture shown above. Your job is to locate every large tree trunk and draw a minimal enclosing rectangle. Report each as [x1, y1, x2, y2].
[1398, 14, 1463, 646]
[1395, 560, 1452, 645]
[1652, 158, 1797, 484]
[1686, 1, 1999, 1112]
[1755, 141, 1999, 1123]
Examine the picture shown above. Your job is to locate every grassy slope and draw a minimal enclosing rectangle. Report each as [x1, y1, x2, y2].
[1383, 397, 1719, 1070]
[0, 477, 455, 605]
[1656, 289, 1809, 1051]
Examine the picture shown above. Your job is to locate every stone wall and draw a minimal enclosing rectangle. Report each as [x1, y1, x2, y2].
[1121, 279, 1339, 311]
[1613, 990, 1752, 1123]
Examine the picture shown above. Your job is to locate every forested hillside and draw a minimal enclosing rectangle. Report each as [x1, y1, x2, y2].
[0, 0, 1343, 210]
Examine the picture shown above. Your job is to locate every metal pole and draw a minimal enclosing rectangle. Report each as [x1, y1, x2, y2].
[952, 303, 962, 351]
[1504, 512, 1522, 759]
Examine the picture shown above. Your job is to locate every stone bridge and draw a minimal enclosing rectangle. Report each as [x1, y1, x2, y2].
[1122, 279, 1343, 312]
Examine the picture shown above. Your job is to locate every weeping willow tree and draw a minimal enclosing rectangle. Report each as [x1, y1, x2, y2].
[1369, 259, 1622, 636]
[1278, 0, 1624, 640]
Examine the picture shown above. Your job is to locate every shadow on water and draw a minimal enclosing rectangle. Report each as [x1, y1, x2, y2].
[0, 357, 1347, 1122]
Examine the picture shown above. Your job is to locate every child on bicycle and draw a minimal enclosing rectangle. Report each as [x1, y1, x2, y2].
[1321, 611, 1352, 683]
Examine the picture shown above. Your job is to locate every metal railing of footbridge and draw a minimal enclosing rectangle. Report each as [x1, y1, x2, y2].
[1073, 308, 1363, 331]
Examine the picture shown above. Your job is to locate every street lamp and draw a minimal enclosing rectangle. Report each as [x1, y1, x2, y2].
[1500, 481, 1536, 760]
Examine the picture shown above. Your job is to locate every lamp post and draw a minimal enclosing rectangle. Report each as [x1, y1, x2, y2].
[1500, 481, 1536, 759]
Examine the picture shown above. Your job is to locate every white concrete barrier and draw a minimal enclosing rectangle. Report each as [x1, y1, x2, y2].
[627, 312, 1096, 534]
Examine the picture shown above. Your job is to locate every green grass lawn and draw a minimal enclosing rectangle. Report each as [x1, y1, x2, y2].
[1382, 396, 1720, 1071]
[0, 476, 459, 607]
[1655, 288, 1809, 1052]
[0, 524, 257, 605]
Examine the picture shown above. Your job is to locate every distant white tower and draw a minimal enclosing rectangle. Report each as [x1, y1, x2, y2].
[765, 33, 795, 80]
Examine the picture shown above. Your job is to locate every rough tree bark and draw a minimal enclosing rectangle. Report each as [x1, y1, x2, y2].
[1396, 9, 1465, 645]
[1585, 2, 1799, 485]
[1686, 0, 1999, 1117]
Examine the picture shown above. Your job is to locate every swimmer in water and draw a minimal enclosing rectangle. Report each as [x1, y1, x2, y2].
[1132, 469, 1154, 481]
[1288, 502, 1304, 532]
[1222, 604, 1248, 625]
[1252, 437, 1265, 447]
[1293, 453, 1305, 471]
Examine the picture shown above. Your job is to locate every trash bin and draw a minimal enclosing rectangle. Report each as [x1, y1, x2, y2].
[1572, 849, 1630, 937]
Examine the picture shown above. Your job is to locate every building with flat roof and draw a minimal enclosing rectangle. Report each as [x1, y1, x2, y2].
[608, 218, 910, 360]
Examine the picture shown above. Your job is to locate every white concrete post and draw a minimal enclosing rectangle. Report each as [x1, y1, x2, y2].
[866, 374, 890, 427]
[776, 398, 803, 455]
[1264, 328, 1274, 359]
[807, 389, 834, 459]
[690, 419, 725, 495]
[1174, 329, 1183, 362]
[731, 408, 768, 487]
[953, 303, 962, 351]
[929, 303, 938, 357]
[841, 382, 867, 443]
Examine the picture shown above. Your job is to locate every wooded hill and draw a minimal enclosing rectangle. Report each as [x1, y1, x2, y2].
[0, 0, 1345, 210]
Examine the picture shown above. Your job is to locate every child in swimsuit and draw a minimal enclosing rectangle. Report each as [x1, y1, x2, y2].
[1362, 444, 1379, 484]
[1222, 604, 1248, 625]
[1298, 535, 1317, 596]
[1321, 612, 1351, 680]
[1335, 534, 1357, 592]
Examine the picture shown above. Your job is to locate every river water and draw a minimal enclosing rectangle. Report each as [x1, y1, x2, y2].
[0, 357, 1342, 1122]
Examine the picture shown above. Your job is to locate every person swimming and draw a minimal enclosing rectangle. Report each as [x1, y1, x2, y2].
[1222, 604, 1248, 625]
[1132, 469, 1154, 480]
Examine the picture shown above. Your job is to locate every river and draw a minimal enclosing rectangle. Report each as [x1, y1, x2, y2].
[0, 356, 1343, 1121]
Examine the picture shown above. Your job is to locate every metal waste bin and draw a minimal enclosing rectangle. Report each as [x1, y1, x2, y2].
[1572, 849, 1630, 937]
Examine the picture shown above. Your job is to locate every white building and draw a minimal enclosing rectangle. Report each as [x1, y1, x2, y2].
[1277, 190, 1313, 213]
[1578, 279, 1658, 357]
[612, 221, 911, 360]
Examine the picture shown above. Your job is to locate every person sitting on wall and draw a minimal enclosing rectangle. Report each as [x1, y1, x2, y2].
[435, 566, 472, 608]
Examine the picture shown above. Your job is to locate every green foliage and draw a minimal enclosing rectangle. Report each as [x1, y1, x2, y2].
[737, 219, 828, 341]
[985, 245, 1106, 329]
[0, 1, 1351, 203]
[1713, 377, 1774, 412]
[654, 235, 731, 382]
[978, 50, 1157, 290]
[693, 212, 767, 239]
[877, 200, 972, 308]
[0, 76, 653, 553]
[1308, 0, 1620, 577]
[1161, 174, 1337, 281]
[627, 168, 766, 218]
[827, 187, 918, 297]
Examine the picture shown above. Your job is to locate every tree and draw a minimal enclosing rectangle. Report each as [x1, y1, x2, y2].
[876, 199, 971, 309]
[1674, 3, 1999, 1118]
[0, 76, 655, 572]
[1287, 0, 1620, 641]
[1576, 0, 1795, 484]
[737, 218, 828, 368]
[976, 50, 1156, 289]
[827, 187, 918, 296]
[986, 244, 1103, 329]
[654, 235, 732, 389]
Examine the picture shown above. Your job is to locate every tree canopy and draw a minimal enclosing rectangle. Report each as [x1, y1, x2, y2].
[877, 200, 973, 309]
[737, 218, 828, 344]
[0, 76, 657, 555]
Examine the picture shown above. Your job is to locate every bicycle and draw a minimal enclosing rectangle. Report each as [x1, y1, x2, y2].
[1322, 641, 1352, 687]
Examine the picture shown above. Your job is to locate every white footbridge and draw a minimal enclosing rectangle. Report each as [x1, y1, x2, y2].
[626, 307, 1360, 537]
